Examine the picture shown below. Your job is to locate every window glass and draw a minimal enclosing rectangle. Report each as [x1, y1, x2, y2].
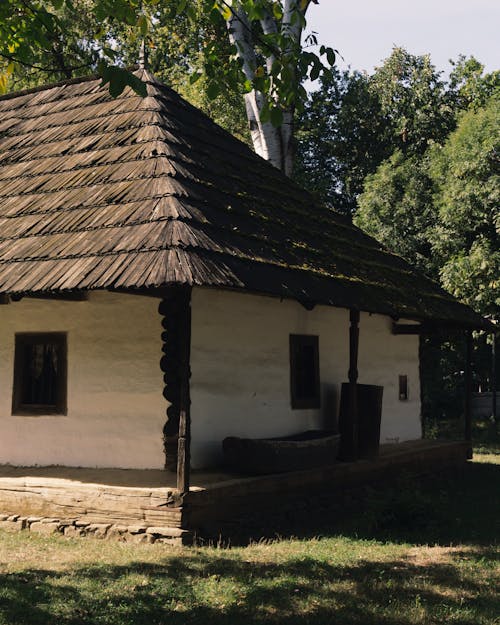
[13, 333, 67, 415]
[290, 334, 320, 409]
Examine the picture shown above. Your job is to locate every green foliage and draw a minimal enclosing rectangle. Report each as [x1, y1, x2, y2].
[294, 68, 393, 213]
[369, 47, 456, 154]
[355, 151, 436, 274]
[448, 55, 500, 111]
[295, 47, 456, 213]
[0, 0, 335, 122]
[430, 96, 500, 318]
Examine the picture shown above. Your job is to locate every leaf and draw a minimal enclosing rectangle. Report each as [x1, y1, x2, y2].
[0, 73, 8, 94]
[254, 66, 265, 78]
[206, 80, 221, 99]
[189, 71, 202, 84]
[272, 3, 283, 20]
[326, 47, 336, 66]
[309, 61, 320, 82]
[100, 66, 147, 98]
[270, 106, 284, 127]
[137, 15, 149, 36]
[218, 2, 232, 21]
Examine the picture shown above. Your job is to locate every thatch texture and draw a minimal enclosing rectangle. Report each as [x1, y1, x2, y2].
[0, 70, 487, 327]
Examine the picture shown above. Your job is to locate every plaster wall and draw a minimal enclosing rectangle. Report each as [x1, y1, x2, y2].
[0, 292, 165, 469]
[190, 288, 421, 468]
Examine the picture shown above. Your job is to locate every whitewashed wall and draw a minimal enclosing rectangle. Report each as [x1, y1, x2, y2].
[0, 292, 165, 469]
[0, 287, 421, 470]
[190, 288, 421, 468]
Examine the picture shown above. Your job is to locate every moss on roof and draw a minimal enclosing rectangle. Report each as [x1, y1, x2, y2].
[0, 70, 488, 328]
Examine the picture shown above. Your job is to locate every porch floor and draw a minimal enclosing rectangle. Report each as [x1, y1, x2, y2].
[0, 439, 465, 492]
[0, 439, 469, 538]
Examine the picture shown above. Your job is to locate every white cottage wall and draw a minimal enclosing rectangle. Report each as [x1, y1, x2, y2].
[358, 313, 422, 443]
[0, 292, 165, 469]
[190, 288, 422, 468]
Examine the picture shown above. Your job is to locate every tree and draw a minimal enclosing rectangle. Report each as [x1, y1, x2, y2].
[294, 68, 393, 213]
[295, 47, 456, 212]
[0, 0, 336, 176]
[430, 95, 500, 320]
[355, 151, 436, 274]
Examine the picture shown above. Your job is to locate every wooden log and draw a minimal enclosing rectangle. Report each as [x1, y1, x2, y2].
[158, 285, 192, 494]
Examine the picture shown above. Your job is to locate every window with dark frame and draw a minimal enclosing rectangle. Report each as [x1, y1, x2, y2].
[12, 333, 67, 415]
[289, 334, 320, 409]
[399, 374, 408, 401]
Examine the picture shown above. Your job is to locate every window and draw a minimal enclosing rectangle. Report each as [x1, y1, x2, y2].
[12, 333, 67, 415]
[289, 334, 320, 409]
[399, 374, 408, 401]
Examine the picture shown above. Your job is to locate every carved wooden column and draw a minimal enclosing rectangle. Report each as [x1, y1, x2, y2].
[159, 285, 192, 493]
[464, 329, 473, 460]
[346, 309, 360, 461]
[492, 330, 497, 430]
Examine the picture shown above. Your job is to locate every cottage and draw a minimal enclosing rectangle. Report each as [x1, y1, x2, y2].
[0, 71, 489, 540]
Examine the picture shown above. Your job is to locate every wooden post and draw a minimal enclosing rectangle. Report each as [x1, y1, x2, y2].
[176, 294, 192, 495]
[464, 330, 473, 459]
[492, 331, 497, 431]
[347, 309, 360, 461]
[159, 285, 192, 494]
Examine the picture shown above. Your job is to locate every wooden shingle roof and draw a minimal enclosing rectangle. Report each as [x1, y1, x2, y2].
[0, 70, 488, 328]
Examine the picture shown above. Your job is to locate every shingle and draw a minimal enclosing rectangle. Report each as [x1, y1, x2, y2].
[0, 69, 488, 328]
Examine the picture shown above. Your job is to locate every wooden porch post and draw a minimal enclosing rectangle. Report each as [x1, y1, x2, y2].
[347, 309, 360, 461]
[159, 285, 192, 494]
[464, 330, 473, 459]
[492, 330, 497, 430]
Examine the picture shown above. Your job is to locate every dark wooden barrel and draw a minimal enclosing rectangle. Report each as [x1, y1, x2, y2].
[339, 383, 384, 459]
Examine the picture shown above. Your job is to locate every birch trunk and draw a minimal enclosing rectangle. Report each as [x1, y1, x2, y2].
[226, 0, 307, 177]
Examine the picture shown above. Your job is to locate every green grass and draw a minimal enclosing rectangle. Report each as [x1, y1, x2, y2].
[1, 453, 499, 625]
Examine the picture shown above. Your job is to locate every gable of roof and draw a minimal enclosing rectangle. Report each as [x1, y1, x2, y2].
[0, 70, 489, 328]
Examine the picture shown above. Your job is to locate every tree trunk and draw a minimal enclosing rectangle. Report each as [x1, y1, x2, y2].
[226, 0, 305, 177]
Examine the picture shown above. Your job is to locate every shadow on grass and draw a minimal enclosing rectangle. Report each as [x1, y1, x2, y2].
[199, 459, 500, 547]
[0, 461, 498, 624]
[0, 549, 498, 625]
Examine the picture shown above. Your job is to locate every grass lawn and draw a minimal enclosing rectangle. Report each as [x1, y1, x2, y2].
[0, 453, 498, 625]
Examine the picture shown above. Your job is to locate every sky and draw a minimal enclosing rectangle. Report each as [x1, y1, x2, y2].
[305, 0, 499, 77]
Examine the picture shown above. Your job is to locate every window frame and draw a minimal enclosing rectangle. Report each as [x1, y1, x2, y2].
[12, 332, 68, 416]
[289, 334, 321, 410]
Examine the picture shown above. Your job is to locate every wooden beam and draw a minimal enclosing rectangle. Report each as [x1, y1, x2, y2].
[158, 286, 192, 495]
[347, 309, 360, 461]
[17, 292, 88, 302]
[464, 330, 473, 459]
[392, 323, 424, 335]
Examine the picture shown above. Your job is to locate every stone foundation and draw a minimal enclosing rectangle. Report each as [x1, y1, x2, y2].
[0, 514, 191, 545]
